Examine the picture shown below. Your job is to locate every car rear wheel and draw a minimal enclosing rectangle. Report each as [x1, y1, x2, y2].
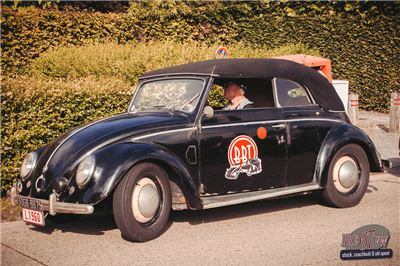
[322, 144, 369, 208]
[113, 162, 171, 242]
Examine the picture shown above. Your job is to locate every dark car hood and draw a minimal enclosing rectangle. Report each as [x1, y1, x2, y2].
[37, 112, 190, 186]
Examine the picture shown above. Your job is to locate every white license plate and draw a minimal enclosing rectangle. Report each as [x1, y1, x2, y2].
[22, 208, 45, 226]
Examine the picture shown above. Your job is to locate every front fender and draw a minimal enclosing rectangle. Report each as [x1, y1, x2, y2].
[79, 142, 200, 208]
[316, 124, 382, 187]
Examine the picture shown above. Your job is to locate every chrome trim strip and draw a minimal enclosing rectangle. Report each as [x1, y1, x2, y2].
[202, 183, 321, 209]
[12, 191, 94, 215]
[126, 84, 138, 113]
[272, 123, 286, 128]
[131, 127, 194, 141]
[43, 115, 114, 172]
[194, 76, 214, 126]
[327, 110, 346, 113]
[127, 118, 342, 141]
[202, 118, 343, 129]
[128, 76, 208, 112]
[139, 73, 218, 80]
[272, 78, 281, 108]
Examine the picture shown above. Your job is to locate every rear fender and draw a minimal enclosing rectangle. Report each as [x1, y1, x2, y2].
[316, 124, 382, 187]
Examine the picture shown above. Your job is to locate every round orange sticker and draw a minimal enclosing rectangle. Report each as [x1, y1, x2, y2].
[257, 127, 267, 140]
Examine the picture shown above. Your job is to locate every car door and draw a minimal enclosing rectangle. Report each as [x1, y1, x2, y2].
[199, 106, 287, 195]
[274, 78, 321, 186]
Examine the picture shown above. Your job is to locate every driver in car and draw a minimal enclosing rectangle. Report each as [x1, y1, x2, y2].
[222, 82, 254, 110]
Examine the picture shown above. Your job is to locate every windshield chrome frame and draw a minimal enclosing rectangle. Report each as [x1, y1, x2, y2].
[127, 76, 209, 115]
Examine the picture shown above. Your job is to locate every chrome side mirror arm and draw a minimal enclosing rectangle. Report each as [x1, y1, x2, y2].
[198, 106, 214, 135]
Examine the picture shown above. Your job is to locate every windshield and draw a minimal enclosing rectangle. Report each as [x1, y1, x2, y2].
[131, 79, 205, 113]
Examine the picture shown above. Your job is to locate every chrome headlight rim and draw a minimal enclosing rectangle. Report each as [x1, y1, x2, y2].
[20, 152, 38, 180]
[76, 155, 96, 189]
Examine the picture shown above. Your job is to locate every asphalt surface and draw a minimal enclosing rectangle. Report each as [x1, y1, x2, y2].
[1, 170, 399, 266]
[359, 110, 399, 160]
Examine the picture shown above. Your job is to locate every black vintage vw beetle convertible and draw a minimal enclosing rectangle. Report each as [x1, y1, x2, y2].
[11, 59, 382, 242]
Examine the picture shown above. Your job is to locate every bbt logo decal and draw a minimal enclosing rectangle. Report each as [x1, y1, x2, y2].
[225, 135, 262, 180]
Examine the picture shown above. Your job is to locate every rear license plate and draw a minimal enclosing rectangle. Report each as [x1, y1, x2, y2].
[22, 208, 45, 226]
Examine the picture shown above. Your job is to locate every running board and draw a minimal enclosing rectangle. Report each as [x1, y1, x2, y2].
[201, 183, 322, 209]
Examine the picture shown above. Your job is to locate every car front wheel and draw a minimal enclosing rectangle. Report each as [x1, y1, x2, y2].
[322, 144, 370, 208]
[113, 162, 171, 242]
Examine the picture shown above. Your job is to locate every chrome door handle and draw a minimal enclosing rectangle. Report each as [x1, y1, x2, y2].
[272, 124, 286, 128]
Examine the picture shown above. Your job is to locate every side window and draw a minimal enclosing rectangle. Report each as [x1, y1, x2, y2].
[275, 79, 313, 107]
[207, 78, 276, 110]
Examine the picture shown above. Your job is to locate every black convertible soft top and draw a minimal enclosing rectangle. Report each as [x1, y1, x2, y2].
[141, 59, 344, 111]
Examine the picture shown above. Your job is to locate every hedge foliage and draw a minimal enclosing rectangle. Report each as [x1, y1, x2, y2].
[30, 41, 319, 84]
[2, 2, 399, 111]
[1, 76, 131, 193]
[1, 42, 316, 193]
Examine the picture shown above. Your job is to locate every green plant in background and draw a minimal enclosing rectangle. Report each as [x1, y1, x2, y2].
[1, 76, 131, 193]
[29, 42, 319, 84]
[1, 2, 399, 111]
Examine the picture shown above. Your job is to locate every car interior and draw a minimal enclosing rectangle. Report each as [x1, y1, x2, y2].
[208, 77, 313, 110]
[209, 78, 276, 110]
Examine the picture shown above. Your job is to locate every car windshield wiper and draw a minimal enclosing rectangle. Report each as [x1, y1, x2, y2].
[180, 93, 200, 111]
[167, 93, 200, 114]
[134, 105, 168, 112]
[134, 106, 188, 117]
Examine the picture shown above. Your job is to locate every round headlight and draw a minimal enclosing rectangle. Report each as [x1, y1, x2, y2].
[76, 155, 95, 189]
[20, 152, 37, 179]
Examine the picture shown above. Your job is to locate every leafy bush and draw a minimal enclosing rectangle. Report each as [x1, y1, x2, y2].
[30, 42, 319, 84]
[1, 76, 131, 193]
[1, 3, 399, 112]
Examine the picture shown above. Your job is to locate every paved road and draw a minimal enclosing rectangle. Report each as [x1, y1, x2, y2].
[1, 171, 399, 266]
[359, 110, 399, 160]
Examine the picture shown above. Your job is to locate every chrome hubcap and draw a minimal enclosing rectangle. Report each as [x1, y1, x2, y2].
[131, 177, 160, 223]
[333, 156, 359, 193]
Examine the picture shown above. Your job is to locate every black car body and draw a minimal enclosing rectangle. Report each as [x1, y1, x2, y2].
[12, 59, 382, 241]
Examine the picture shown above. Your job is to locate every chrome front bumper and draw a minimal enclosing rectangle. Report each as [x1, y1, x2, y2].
[10, 186, 94, 215]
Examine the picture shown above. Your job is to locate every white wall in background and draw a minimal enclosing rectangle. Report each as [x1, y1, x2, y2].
[332, 80, 349, 113]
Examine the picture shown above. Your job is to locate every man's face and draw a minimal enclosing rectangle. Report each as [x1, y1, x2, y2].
[223, 85, 239, 100]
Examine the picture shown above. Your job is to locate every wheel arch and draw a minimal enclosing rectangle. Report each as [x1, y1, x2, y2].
[79, 142, 202, 209]
[136, 158, 195, 210]
[316, 124, 382, 187]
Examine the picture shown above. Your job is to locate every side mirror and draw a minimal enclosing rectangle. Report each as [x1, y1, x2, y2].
[202, 106, 214, 119]
[198, 106, 214, 135]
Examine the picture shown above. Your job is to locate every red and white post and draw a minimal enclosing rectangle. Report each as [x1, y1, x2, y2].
[348, 93, 359, 125]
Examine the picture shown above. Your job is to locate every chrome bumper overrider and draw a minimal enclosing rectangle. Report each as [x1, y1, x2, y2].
[10, 186, 94, 215]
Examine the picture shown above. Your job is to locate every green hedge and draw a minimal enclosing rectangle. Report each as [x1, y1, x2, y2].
[2, 3, 399, 111]
[29, 41, 319, 84]
[1, 76, 131, 193]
